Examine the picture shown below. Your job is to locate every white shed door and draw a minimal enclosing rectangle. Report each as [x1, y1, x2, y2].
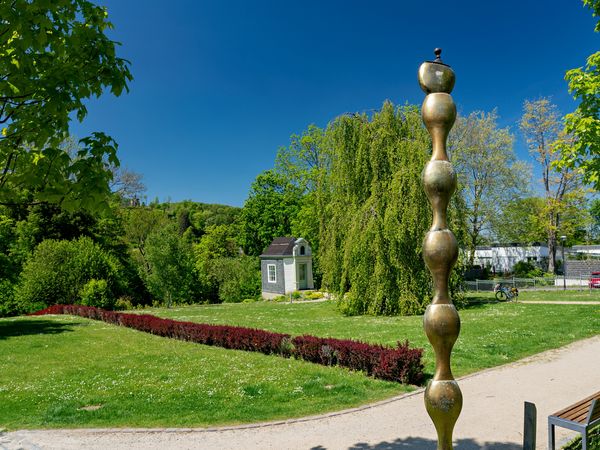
[298, 263, 307, 289]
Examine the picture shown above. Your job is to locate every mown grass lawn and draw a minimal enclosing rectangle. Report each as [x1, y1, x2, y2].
[146, 298, 600, 377]
[2, 295, 598, 430]
[0, 315, 405, 430]
[470, 289, 600, 302]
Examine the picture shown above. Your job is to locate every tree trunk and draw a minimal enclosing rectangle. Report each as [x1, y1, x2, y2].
[547, 229, 556, 274]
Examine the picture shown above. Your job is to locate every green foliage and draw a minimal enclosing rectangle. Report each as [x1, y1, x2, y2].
[563, 425, 600, 450]
[590, 198, 600, 242]
[237, 170, 303, 256]
[512, 261, 544, 278]
[79, 279, 114, 309]
[291, 192, 324, 288]
[491, 197, 547, 243]
[144, 225, 199, 306]
[15, 237, 123, 313]
[520, 98, 589, 273]
[0, 211, 17, 281]
[193, 224, 240, 302]
[0, 280, 18, 317]
[122, 206, 169, 274]
[319, 103, 438, 315]
[178, 209, 191, 236]
[0, 1, 132, 211]
[449, 109, 530, 264]
[152, 201, 240, 237]
[207, 256, 261, 303]
[276, 125, 331, 289]
[114, 296, 134, 311]
[558, 1, 600, 186]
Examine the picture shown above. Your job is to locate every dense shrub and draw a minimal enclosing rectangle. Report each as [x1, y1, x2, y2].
[0, 280, 17, 317]
[15, 237, 123, 313]
[208, 256, 261, 303]
[292, 335, 424, 384]
[512, 260, 544, 278]
[33, 305, 424, 384]
[79, 279, 114, 309]
[144, 225, 200, 306]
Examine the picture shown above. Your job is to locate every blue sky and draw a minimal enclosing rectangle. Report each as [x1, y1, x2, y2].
[71, 0, 599, 207]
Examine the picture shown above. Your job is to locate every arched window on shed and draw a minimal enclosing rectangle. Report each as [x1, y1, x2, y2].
[300, 246, 305, 255]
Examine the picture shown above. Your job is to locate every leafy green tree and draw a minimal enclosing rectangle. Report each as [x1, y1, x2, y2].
[208, 256, 261, 303]
[237, 170, 303, 256]
[15, 237, 124, 313]
[0, 210, 17, 281]
[320, 103, 446, 315]
[448, 110, 530, 265]
[589, 198, 600, 241]
[193, 224, 239, 302]
[520, 98, 589, 273]
[177, 209, 191, 236]
[276, 125, 331, 288]
[144, 225, 198, 307]
[490, 197, 547, 244]
[559, 0, 600, 186]
[0, 0, 132, 210]
[122, 207, 169, 273]
[275, 124, 330, 193]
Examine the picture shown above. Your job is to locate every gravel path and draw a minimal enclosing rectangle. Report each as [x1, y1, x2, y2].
[2, 335, 599, 450]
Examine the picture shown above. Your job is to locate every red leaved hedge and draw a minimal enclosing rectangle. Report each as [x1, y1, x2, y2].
[291, 335, 423, 384]
[32, 305, 290, 356]
[33, 305, 424, 385]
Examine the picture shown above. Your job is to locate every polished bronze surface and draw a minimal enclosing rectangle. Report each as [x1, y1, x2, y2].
[418, 48, 462, 450]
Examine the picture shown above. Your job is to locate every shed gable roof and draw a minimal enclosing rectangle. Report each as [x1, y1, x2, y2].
[260, 237, 296, 257]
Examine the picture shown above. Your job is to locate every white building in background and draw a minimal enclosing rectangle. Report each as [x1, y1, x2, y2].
[259, 237, 315, 299]
[571, 245, 600, 257]
[471, 244, 551, 273]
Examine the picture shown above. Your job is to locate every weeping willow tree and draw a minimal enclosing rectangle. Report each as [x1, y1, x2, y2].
[314, 102, 465, 315]
[274, 101, 467, 315]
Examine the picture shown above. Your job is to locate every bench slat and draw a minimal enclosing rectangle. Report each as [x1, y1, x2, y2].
[552, 391, 600, 418]
[560, 400, 594, 422]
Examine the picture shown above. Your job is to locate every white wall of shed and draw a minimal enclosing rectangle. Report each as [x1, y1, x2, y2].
[283, 257, 296, 294]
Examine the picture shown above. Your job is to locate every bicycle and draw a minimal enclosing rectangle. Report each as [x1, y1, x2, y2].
[494, 284, 519, 302]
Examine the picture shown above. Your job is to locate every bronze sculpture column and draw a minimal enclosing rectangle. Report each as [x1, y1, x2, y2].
[418, 48, 462, 450]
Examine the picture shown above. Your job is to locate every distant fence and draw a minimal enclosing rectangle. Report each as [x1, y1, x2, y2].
[465, 275, 592, 292]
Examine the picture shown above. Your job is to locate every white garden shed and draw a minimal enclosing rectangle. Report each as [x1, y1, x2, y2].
[259, 237, 314, 299]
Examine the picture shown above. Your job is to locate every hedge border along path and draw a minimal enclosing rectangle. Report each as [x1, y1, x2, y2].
[32, 305, 424, 385]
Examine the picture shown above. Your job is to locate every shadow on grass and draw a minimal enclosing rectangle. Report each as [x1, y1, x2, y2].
[311, 436, 520, 449]
[460, 299, 496, 310]
[0, 319, 75, 340]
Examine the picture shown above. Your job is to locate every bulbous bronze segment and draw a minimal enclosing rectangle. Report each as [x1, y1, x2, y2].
[423, 230, 458, 304]
[421, 93, 456, 161]
[422, 160, 457, 230]
[425, 380, 463, 450]
[418, 61, 456, 94]
[423, 304, 460, 379]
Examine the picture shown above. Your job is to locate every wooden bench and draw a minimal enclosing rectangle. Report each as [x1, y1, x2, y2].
[548, 391, 600, 450]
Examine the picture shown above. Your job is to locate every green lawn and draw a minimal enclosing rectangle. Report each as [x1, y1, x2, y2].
[145, 298, 600, 377]
[0, 315, 405, 430]
[470, 289, 600, 302]
[1, 297, 598, 430]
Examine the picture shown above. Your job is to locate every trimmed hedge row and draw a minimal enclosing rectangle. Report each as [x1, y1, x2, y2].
[32, 304, 289, 356]
[32, 305, 424, 385]
[292, 335, 424, 385]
